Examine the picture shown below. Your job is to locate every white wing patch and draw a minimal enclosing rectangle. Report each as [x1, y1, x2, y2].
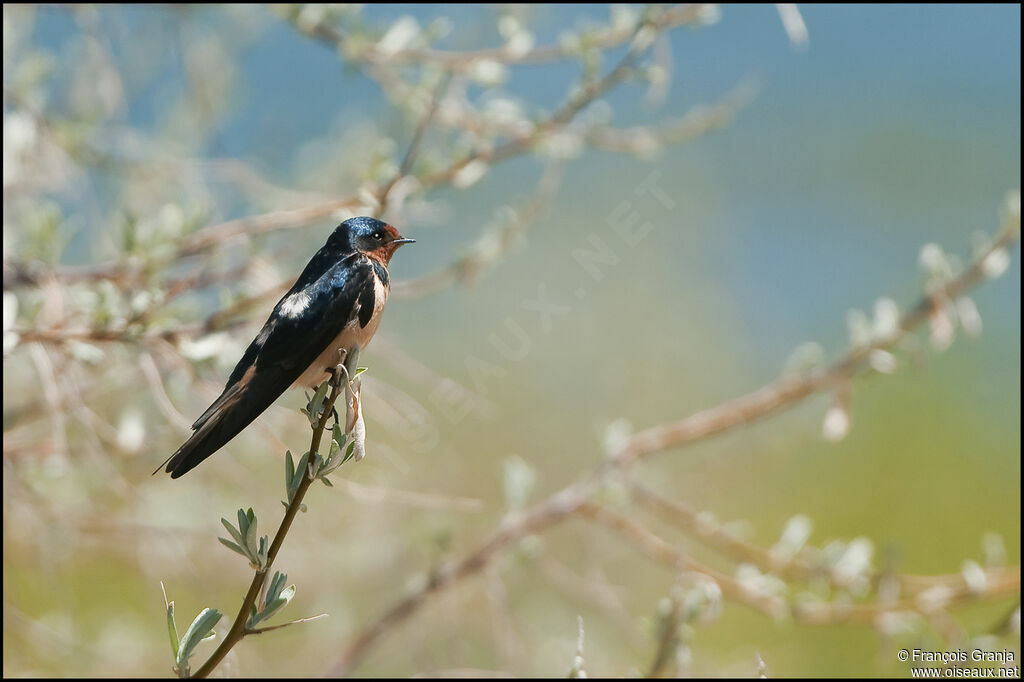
[279, 290, 312, 318]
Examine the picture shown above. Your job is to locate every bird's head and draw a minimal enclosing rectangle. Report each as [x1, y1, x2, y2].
[331, 216, 415, 264]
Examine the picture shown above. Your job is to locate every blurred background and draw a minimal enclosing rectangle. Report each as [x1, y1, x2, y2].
[2, 4, 1019, 677]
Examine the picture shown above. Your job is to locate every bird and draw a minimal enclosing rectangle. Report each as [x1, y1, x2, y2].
[158, 216, 414, 478]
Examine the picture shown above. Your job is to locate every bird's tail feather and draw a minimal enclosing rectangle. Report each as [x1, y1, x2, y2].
[156, 371, 286, 478]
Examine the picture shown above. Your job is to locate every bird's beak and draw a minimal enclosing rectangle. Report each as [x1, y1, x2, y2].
[391, 238, 416, 245]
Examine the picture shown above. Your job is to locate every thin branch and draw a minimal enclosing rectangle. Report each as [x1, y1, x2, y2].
[336, 478, 484, 513]
[303, 4, 708, 71]
[376, 72, 454, 218]
[584, 80, 758, 155]
[138, 352, 193, 433]
[579, 501, 1020, 628]
[391, 163, 565, 300]
[326, 202, 1020, 676]
[190, 362, 348, 679]
[179, 198, 361, 256]
[646, 580, 683, 678]
[417, 15, 656, 191]
[611, 214, 1020, 470]
[245, 613, 328, 636]
[568, 615, 586, 678]
[577, 501, 788, 620]
[629, 480, 1009, 599]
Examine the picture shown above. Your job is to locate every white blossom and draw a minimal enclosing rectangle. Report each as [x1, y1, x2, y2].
[928, 305, 955, 351]
[868, 349, 897, 374]
[846, 308, 871, 347]
[955, 296, 982, 336]
[822, 404, 850, 443]
[773, 515, 812, 559]
[961, 560, 987, 595]
[452, 160, 489, 189]
[469, 59, 508, 87]
[117, 410, 146, 453]
[179, 332, 231, 361]
[602, 418, 632, 457]
[916, 584, 954, 613]
[981, 247, 1010, 279]
[502, 455, 537, 511]
[377, 15, 420, 57]
[872, 298, 900, 339]
[831, 537, 874, 587]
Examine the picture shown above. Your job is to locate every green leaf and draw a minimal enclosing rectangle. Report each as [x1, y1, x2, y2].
[248, 603, 259, 629]
[305, 380, 330, 421]
[250, 573, 296, 626]
[218, 536, 250, 559]
[315, 378, 330, 400]
[262, 584, 295, 621]
[287, 451, 312, 503]
[220, 518, 244, 546]
[176, 608, 222, 668]
[265, 572, 284, 603]
[321, 478, 334, 487]
[166, 600, 179, 660]
[237, 508, 248, 536]
[285, 450, 296, 488]
[244, 511, 259, 555]
[341, 440, 357, 465]
[257, 536, 269, 567]
[296, 450, 311, 474]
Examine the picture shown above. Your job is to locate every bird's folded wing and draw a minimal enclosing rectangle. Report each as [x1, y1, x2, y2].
[160, 255, 375, 478]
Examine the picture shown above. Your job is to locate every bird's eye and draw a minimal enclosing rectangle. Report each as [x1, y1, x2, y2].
[373, 232, 383, 241]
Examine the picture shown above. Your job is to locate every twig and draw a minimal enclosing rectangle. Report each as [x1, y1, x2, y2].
[628, 481, 1009, 599]
[391, 163, 565, 300]
[610, 215, 1019, 470]
[417, 15, 656, 191]
[246, 613, 329, 636]
[138, 352, 193, 432]
[579, 502, 1020, 627]
[302, 4, 708, 71]
[179, 198, 361, 256]
[646, 580, 683, 678]
[577, 501, 788, 619]
[584, 80, 757, 155]
[376, 72, 454, 218]
[628, 481, 821, 582]
[190, 362, 348, 679]
[568, 615, 586, 678]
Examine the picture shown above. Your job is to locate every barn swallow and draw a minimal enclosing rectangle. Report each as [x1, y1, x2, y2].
[158, 216, 414, 478]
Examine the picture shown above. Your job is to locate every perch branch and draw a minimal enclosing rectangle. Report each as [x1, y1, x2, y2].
[190, 363, 348, 679]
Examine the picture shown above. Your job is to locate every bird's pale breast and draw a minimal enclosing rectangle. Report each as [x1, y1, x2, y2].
[294, 271, 388, 389]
